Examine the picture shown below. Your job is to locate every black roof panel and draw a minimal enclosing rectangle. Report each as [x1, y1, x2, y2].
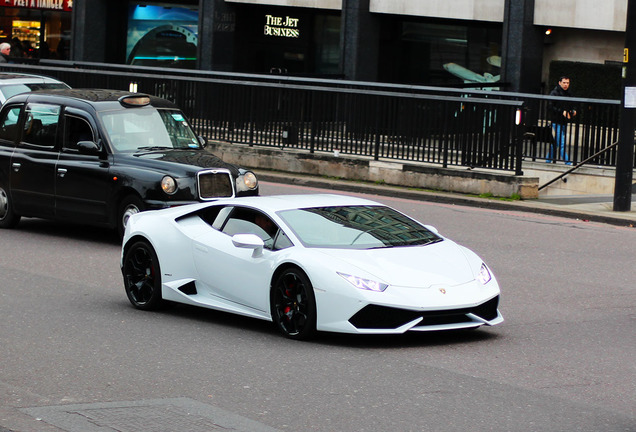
[17, 88, 177, 109]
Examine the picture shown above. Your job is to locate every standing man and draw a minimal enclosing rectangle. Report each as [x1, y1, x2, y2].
[548, 76, 577, 165]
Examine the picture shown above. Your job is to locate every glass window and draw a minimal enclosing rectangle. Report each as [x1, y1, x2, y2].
[278, 205, 442, 250]
[221, 207, 289, 251]
[126, 4, 199, 69]
[99, 108, 200, 152]
[63, 116, 94, 151]
[0, 83, 68, 102]
[0, 106, 22, 143]
[22, 104, 60, 148]
[313, 15, 341, 75]
[380, 19, 502, 86]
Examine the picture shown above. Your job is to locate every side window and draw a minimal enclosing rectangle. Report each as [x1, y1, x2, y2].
[0, 105, 22, 143]
[221, 208, 288, 251]
[22, 104, 60, 148]
[63, 115, 94, 151]
[198, 205, 230, 228]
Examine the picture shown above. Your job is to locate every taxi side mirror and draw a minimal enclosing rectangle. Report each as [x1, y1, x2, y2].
[77, 140, 102, 155]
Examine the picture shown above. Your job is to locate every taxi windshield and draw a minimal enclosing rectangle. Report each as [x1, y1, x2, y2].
[99, 108, 201, 152]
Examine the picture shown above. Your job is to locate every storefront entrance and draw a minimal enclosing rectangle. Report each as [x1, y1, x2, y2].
[0, 1, 72, 60]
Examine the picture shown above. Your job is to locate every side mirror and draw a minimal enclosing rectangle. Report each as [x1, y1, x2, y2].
[198, 136, 207, 148]
[232, 233, 264, 257]
[424, 225, 439, 234]
[76, 140, 102, 155]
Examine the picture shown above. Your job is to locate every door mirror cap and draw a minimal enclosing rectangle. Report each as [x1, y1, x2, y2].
[232, 233, 264, 257]
[76, 140, 101, 155]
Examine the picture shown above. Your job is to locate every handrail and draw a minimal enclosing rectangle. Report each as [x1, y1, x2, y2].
[538, 140, 620, 190]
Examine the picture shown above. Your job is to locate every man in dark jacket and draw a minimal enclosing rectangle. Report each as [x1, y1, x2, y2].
[548, 76, 576, 164]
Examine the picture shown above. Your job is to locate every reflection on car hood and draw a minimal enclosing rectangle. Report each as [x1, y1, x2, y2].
[319, 240, 475, 288]
[132, 149, 240, 175]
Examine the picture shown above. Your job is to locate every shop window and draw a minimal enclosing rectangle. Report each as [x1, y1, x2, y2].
[381, 19, 501, 87]
[314, 15, 340, 76]
[127, 4, 199, 69]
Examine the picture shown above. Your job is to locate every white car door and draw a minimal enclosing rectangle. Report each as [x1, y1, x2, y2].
[192, 209, 279, 313]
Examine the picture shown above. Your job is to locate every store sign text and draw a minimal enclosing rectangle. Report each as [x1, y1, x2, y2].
[1, 0, 72, 11]
[264, 15, 299, 38]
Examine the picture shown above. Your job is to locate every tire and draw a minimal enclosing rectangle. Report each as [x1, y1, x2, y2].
[118, 195, 145, 237]
[271, 267, 317, 340]
[0, 184, 20, 229]
[122, 240, 164, 310]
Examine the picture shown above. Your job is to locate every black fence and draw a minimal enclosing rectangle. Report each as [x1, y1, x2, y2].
[2, 61, 628, 173]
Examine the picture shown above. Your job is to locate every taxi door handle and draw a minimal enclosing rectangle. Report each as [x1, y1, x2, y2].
[57, 168, 68, 178]
[11, 162, 20, 172]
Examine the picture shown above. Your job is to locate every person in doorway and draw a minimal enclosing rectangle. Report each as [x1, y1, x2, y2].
[9, 37, 24, 58]
[548, 76, 577, 165]
[0, 43, 11, 63]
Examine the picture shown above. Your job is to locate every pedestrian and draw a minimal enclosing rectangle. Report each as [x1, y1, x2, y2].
[0, 42, 11, 63]
[547, 76, 577, 165]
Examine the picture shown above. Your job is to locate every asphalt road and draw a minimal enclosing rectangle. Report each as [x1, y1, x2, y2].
[1, 180, 635, 432]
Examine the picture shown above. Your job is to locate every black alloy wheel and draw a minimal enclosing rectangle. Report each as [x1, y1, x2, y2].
[122, 240, 163, 310]
[0, 185, 20, 228]
[271, 268, 317, 340]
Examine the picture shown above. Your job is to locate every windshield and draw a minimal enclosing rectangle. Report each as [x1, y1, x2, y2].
[99, 108, 201, 152]
[278, 205, 442, 250]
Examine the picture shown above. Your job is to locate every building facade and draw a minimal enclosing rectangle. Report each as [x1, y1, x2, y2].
[62, 0, 630, 94]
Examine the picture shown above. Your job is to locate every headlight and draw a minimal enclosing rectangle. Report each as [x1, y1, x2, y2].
[238, 171, 258, 191]
[338, 272, 388, 292]
[477, 263, 492, 285]
[161, 176, 177, 194]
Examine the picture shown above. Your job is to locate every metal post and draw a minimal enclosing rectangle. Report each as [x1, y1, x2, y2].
[613, 0, 636, 211]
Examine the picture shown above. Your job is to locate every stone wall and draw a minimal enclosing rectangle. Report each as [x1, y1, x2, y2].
[208, 141, 540, 199]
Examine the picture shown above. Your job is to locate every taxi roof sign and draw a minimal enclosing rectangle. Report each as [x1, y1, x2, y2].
[119, 94, 151, 107]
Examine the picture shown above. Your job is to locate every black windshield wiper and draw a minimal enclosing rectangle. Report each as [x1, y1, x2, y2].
[136, 146, 174, 151]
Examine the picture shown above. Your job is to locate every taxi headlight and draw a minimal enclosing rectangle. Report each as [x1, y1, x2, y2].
[161, 176, 177, 195]
[239, 171, 258, 191]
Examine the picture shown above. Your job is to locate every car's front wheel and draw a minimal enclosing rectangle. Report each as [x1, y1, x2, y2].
[118, 195, 145, 237]
[271, 268, 317, 340]
[122, 240, 163, 310]
[0, 184, 20, 229]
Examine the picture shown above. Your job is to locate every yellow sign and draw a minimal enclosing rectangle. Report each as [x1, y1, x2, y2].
[264, 15, 300, 38]
[624, 48, 629, 63]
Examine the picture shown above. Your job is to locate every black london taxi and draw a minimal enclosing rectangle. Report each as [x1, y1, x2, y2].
[0, 88, 258, 235]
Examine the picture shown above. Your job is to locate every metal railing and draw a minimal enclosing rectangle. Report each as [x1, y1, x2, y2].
[2, 60, 625, 168]
[0, 61, 526, 174]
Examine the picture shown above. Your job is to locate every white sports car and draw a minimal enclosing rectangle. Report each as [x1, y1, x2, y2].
[121, 194, 503, 339]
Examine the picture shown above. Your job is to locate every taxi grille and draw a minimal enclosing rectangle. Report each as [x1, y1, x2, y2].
[198, 170, 234, 199]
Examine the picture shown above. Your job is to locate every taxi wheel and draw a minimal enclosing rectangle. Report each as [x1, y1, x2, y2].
[118, 195, 145, 237]
[0, 185, 20, 229]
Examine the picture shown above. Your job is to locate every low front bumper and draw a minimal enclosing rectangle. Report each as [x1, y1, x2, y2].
[314, 277, 503, 334]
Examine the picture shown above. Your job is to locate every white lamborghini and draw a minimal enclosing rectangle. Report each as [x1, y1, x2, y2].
[121, 194, 503, 339]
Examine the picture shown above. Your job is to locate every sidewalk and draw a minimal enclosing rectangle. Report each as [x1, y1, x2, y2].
[256, 170, 636, 227]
